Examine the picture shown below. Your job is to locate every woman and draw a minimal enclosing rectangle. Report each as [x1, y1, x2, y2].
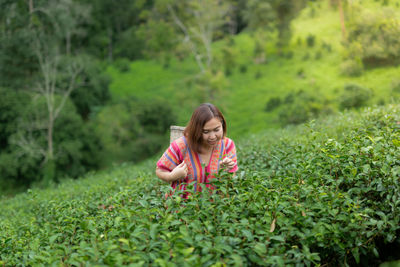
[156, 103, 238, 197]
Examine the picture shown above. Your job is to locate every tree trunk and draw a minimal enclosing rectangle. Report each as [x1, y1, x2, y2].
[338, 0, 347, 40]
[47, 112, 54, 162]
[28, 0, 33, 13]
[66, 31, 71, 55]
[108, 27, 113, 62]
[28, 0, 34, 25]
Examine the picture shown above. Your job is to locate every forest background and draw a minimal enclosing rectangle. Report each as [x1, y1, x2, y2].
[1, 0, 400, 195]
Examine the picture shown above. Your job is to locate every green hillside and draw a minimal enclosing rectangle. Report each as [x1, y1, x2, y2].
[1, 104, 399, 266]
[107, 1, 400, 139]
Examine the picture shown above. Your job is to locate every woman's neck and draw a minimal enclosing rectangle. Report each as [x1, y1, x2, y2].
[200, 144, 214, 154]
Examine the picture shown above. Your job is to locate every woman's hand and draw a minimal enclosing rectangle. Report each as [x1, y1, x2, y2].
[221, 157, 235, 171]
[169, 162, 188, 181]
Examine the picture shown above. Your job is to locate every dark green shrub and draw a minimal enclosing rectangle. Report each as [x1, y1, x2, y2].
[302, 52, 310, 61]
[340, 59, 363, 77]
[0, 88, 30, 149]
[94, 99, 176, 166]
[390, 79, 400, 101]
[391, 79, 400, 94]
[221, 46, 236, 76]
[284, 92, 295, 104]
[297, 68, 305, 78]
[224, 68, 232, 76]
[339, 83, 372, 110]
[315, 50, 322, 60]
[70, 58, 111, 120]
[306, 34, 315, 47]
[278, 90, 332, 125]
[322, 42, 332, 52]
[309, 7, 316, 17]
[344, 7, 400, 68]
[113, 58, 131, 73]
[285, 51, 294, 59]
[239, 64, 247, 73]
[265, 97, 282, 112]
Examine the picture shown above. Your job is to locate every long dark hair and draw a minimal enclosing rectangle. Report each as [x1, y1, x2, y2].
[183, 103, 227, 153]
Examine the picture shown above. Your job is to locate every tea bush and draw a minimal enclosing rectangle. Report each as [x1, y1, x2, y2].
[1, 105, 399, 266]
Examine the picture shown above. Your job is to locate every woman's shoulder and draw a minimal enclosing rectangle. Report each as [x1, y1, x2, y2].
[223, 136, 235, 143]
[171, 136, 189, 150]
[223, 136, 236, 148]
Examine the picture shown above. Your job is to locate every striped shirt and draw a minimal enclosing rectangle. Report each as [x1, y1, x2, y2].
[157, 136, 238, 197]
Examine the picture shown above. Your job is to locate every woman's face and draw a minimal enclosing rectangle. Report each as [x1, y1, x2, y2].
[202, 117, 223, 148]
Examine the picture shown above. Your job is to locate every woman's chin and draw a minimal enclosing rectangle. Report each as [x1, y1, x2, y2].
[207, 140, 218, 146]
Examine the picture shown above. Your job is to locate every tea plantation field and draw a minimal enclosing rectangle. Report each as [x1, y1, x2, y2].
[1, 105, 400, 266]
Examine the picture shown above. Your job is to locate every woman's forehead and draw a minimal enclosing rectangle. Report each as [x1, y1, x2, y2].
[203, 117, 222, 130]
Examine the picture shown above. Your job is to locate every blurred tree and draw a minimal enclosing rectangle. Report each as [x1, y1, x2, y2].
[139, 0, 232, 100]
[0, 88, 30, 150]
[7, 97, 91, 186]
[41, 0, 91, 55]
[329, 0, 348, 40]
[0, 1, 38, 90]
[69, 57, 111, 120]
[242, 0, 307, 53]
[338, 0, 347, 40]
[94, 99, 176, 166]
[136, 19, 177, 67]
[226, 0, 248, 34]
[8, 0, 90, 183]
[165, 0, 231, 73]
[343, 6, 400, 69]
[242, 0, 275, 30]
[77, 0, 153, 61]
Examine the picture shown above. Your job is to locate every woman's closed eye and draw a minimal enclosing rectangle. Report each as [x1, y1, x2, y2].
[203, 127, 220, 134]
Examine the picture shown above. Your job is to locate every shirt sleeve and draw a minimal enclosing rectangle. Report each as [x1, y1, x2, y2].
[224, 138, 238, 173]
[156, 140, 183, 172]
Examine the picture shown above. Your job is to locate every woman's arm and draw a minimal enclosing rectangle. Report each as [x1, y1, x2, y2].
[156, 162, 188, 183]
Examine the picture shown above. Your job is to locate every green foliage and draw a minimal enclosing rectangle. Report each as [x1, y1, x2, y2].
[0, 92, 103, 189]
[264, 96, 282, 112]
[221, 46, 237, 76]
[338, 83, 372, 110]
[0, 88, 30, 149]
[1, 105, 400, 265]
[114, 26, 146, 60]
[70, 57, 111, 120]
[0, 28, 38, 89]
[306, 34, 315, 47]
[112, 58, 131, 73]
[278, 90, 332, 125]
[391, 79, 400, 94]
[314, 50, 322, 60]
[94, 99, 176, 166]
[344, 6, 400, 68]
[340, 58, 363, 77]
[255, 70, 263, 79]
[239, 64, 248, 73]
[136, 19, 177, 64]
